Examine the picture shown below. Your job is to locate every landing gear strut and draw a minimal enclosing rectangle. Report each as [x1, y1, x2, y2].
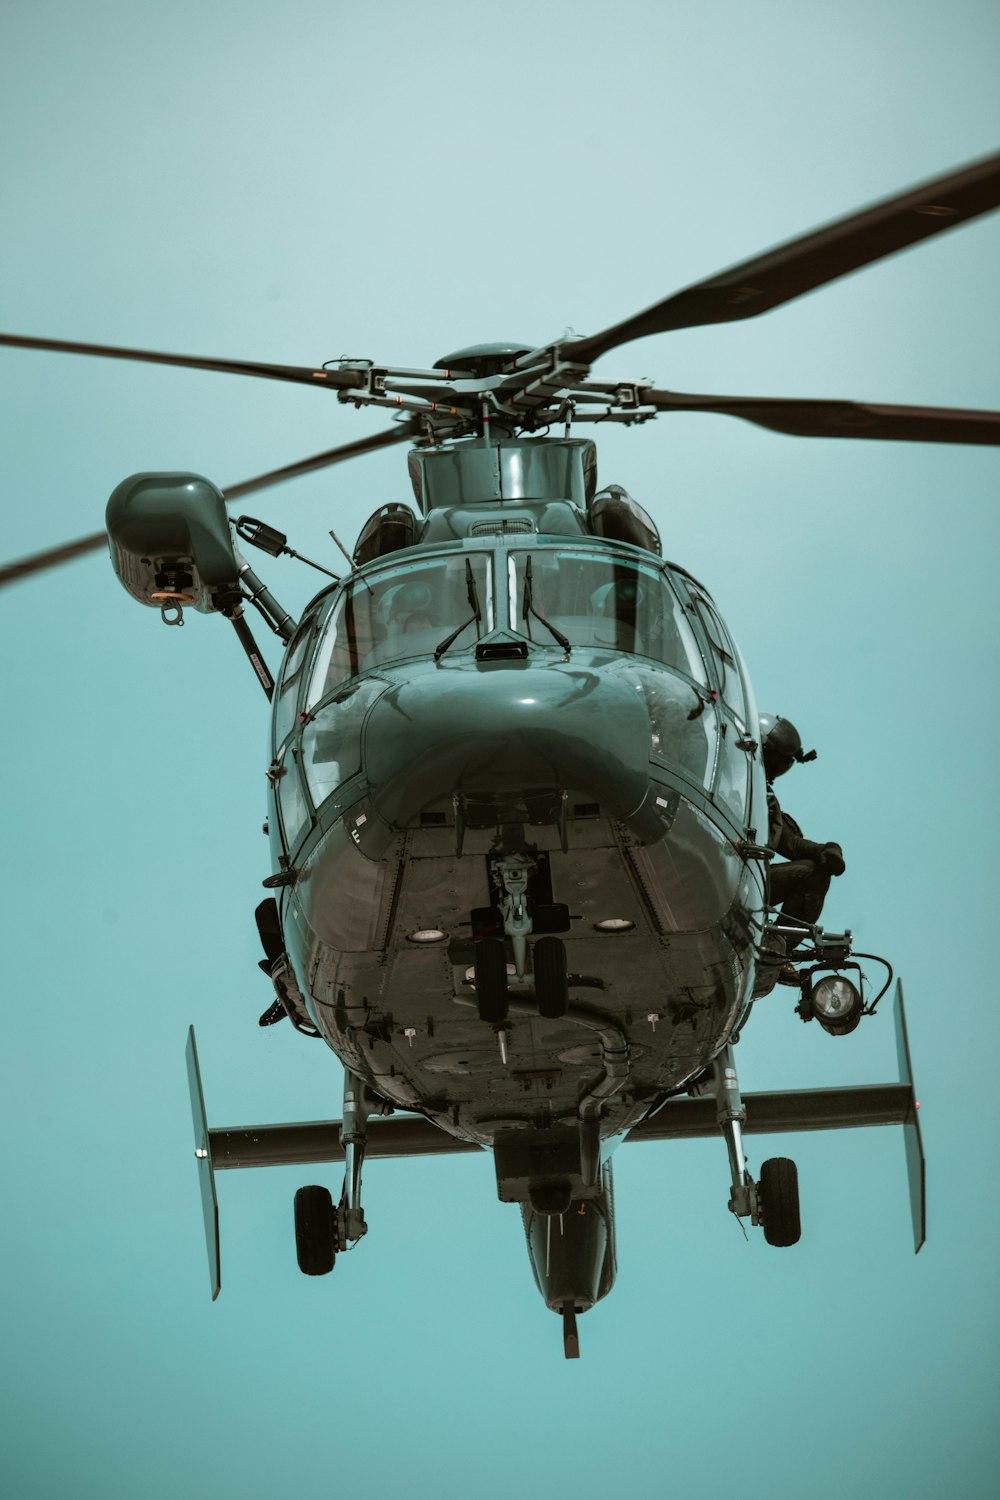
[494, 855, 532, 979]
[292, 1067, 391, 1274]
[340, 1067, 373, 1245]
[711, 1044, 801, 1246]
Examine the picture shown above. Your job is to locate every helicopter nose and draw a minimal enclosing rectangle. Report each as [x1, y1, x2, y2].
[363, 665, 650, 828]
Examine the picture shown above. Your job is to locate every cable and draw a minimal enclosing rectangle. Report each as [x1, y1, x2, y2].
[853, 951, 894, 1013]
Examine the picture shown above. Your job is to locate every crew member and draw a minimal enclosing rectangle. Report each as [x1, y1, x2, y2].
[761, 714, 845, 946]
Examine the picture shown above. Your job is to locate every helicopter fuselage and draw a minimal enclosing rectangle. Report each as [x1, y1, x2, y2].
[265, 499, 769, 1171]
[8, 143, 981, 1344]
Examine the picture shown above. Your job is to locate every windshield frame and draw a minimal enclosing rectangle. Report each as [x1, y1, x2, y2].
[506, 546, 706, 679]
[304, 547, 496, 710]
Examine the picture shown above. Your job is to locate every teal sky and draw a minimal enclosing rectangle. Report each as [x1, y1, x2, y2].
[1, 4, 998, 1497]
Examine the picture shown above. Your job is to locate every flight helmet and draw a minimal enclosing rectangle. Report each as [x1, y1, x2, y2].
[759, 714, 817, 780]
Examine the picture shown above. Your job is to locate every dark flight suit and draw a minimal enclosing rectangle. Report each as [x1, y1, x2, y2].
[767, 786, 844, 935]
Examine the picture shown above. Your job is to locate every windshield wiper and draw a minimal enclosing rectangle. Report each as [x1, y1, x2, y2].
[522, 555, 571, 653]
[434, 558, 483, 660]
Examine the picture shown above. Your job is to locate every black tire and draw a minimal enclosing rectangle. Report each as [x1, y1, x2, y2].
[759, 1157, 801, 1247]
[533, 936, 569, 1018]
[294, 1185, 337, 1275]
[474, 937, 509, 1023]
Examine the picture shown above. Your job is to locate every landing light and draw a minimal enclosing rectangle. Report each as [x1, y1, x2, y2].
[408, 928, 449, 944]
[810, 973, 863, 1036]
[594, 918, 635, 933]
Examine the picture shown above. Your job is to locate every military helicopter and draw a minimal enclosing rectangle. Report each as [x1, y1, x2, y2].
[3, 152, 998, 1359]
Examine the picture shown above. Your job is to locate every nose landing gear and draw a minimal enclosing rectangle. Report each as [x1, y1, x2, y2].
[471, 852, 570, 1033]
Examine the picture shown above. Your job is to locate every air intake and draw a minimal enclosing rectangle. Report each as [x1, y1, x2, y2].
[476, 639, 529, 662]
[469, 518, 535, 536]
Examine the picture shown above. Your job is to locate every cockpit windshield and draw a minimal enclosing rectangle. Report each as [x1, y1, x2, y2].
[509, 550, 704, 678]
[307, 552, 494, 707]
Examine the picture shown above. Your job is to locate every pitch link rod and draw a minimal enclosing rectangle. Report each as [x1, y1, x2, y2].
[338, 386, 477, 420]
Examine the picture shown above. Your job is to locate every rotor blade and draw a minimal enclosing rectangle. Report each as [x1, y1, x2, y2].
[0, 530, 109, 586]
[638, 389, 1000, 445]
[566, 151, 1000, 364]
[0, 424, 417, 589]
[0, 331, 366, 392]
[222, 421, 419, 499]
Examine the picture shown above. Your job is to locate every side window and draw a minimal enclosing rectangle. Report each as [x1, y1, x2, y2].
[301, 679, 388, 808]
[688, 591, 747, 720]
[628, 666, 717, 789]
[275, 743, 311, 854]
[668, 579, 755, 829]
[272, 621, 315, 752]
[713, 719, 749, 827]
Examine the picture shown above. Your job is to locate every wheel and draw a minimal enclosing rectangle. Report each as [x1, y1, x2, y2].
[759, 1157, 801, 1246]
[533, 935, 569, 1018]
[294, 1185, 337, 1275]
[474, 937, 509, 1023]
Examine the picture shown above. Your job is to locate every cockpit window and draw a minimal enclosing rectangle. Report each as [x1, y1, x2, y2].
[307, 552, 493, 707]
[272, 619, 315, 751]
[687, 589, 747, 718]
[508, 550, 704, 678]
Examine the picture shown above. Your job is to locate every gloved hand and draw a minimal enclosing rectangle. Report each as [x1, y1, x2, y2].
[820, 843, 846, 876]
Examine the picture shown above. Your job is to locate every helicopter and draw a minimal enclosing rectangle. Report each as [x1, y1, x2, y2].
[2, 152, 998, 1360]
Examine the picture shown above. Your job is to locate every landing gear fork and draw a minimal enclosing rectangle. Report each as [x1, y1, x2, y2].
[711, 1045, 801, 1245]
[494, 854, 532, 979]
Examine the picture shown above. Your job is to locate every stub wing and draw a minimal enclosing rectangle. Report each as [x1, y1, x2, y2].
[185, 983, 924, 1297]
